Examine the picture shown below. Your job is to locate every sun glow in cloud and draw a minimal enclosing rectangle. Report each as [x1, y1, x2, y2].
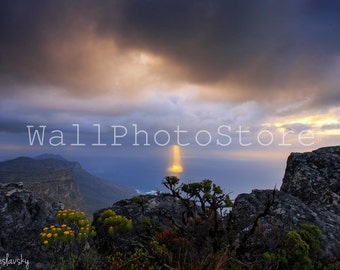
[168, 145, 183, 175]
[273, 115, 339, 128]
[263, 112, 340, 135]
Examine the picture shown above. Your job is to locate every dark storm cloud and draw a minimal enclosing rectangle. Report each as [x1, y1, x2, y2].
[91, 0, 340, 91]
[94, 0, 294, 81]
[0, 0, 339, 104]
[0, 1, 75, 91]
[310, 87, 340, 109]
[0, 0, 111, 97]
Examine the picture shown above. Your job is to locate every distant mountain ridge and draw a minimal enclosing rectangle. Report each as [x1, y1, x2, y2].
[0, 155, 136, 214]
[35, 153, 66, 161]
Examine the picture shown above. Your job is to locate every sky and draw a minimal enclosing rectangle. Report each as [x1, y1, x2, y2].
[0, 0, 339, 197]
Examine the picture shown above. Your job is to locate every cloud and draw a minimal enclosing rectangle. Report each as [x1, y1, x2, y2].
[90, 0, 340, 102]
[1, 0, 340, 109]
[0, 120, 28, 133]
[1, 1, 339, 196]
[0, 1, 169, 100]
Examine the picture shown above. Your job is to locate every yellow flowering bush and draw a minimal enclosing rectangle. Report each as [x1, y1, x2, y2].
[39, 209, 101, 269]
[40, 224, 74, 247]
[40, 209, 96, 247]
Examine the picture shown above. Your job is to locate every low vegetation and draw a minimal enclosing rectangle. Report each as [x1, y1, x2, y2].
[40, 177, 339, 269]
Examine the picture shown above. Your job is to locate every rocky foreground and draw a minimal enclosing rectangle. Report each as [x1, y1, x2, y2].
[0, 146, 339, 268]
[231, 146, 340, 262]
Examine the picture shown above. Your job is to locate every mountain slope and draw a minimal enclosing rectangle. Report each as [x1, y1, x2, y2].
[0, 155, 136, 214]
[70, 163, 137, 213]
[0, 156, 86, 211]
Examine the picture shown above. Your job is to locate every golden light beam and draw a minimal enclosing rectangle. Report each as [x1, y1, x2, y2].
[168, 145, 183, 175]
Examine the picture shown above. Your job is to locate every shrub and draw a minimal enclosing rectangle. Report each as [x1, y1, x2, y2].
[261, 224, 326, 270]
[40, 209, 98, 270]
[162, 176, 233, 252]
[281, 230, 312, 269]
[97, 209, 133, 238]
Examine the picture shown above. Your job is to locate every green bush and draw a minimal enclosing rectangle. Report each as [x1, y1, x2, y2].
[261, 224, 329, 270]
[281, 230, 312, 269]
[97, 209, 133, 238]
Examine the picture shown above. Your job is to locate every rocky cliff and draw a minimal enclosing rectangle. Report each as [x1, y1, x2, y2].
[0, 156, 86, 212]
[0, 155, 136, 214]
[0, 182, 58, 269]
[230, 146, 340, 262]
[281, 146, 340, 207]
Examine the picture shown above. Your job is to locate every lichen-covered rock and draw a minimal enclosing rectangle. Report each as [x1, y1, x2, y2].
[0, 183, 57, 269]
[230, 189, 340, 261]
[281, 145, 340, 207]
[110, 194, 195, 228]
[93, 194, 200, 254]
[230, 146, 340, 262]
[94, 194, 190, 227]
